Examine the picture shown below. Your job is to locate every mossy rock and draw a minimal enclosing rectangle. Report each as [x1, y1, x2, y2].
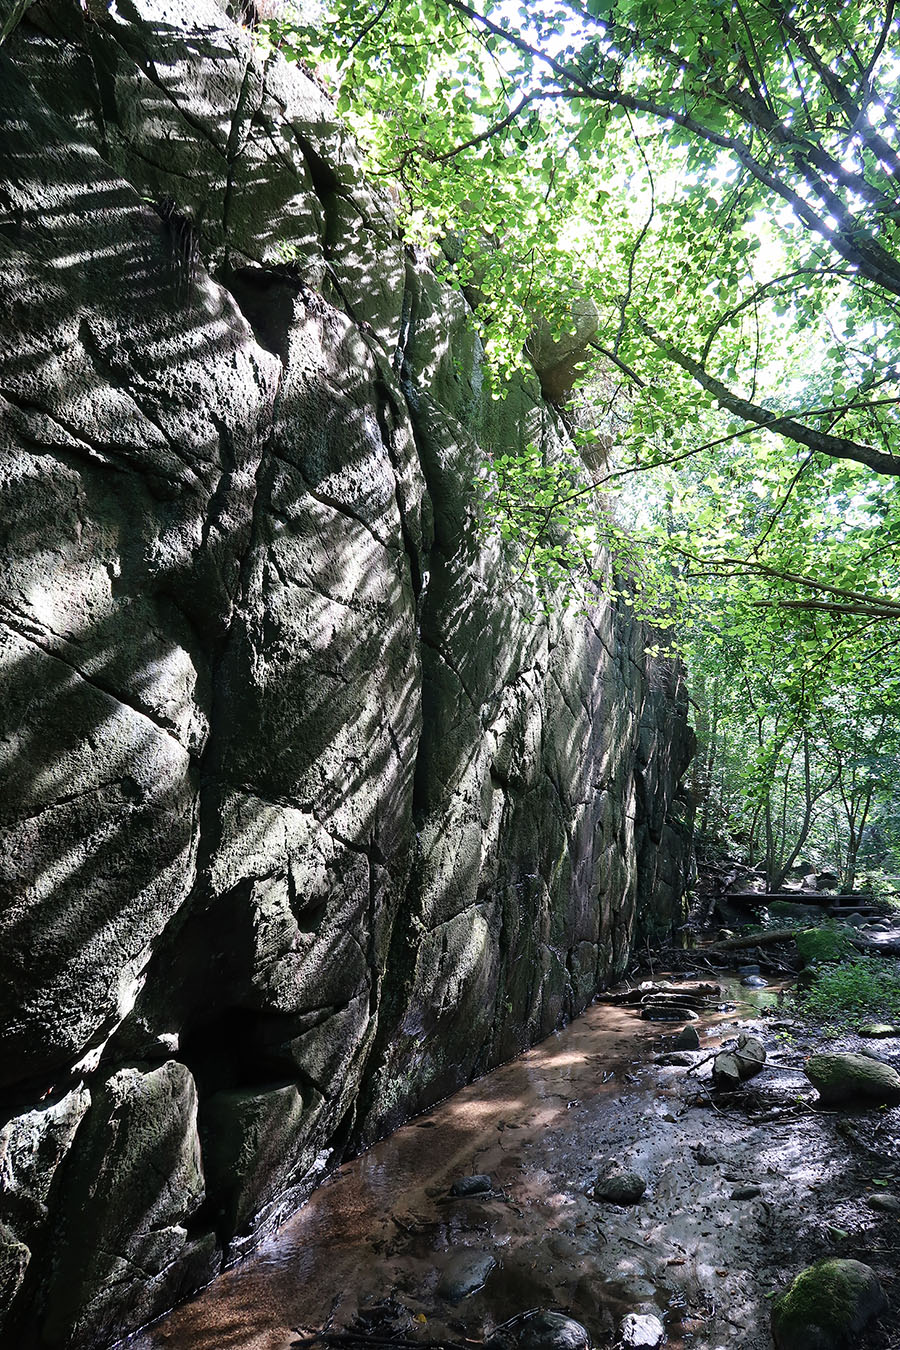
[805, 1052, 900, 1106]
[858, 1023, 898, 1039]
[771, 1259, 886, 1349]
[592, 1169, 646, 1204]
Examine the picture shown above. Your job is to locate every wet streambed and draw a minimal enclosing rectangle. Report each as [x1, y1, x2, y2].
[134, 977, 894, 1350]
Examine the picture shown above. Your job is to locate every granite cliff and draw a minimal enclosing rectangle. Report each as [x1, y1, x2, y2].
[0, 2, 693, 1344]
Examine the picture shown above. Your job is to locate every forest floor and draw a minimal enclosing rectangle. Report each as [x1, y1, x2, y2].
[138, 940, 900, 1350]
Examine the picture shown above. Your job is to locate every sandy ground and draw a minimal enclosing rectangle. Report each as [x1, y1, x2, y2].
[135, 973, 900, 1350]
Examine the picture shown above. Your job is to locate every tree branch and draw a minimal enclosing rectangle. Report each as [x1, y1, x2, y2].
[636, 317, 900, 476]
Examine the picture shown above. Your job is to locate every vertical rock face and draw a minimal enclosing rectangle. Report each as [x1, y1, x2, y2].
[0, 1, 694, 1344]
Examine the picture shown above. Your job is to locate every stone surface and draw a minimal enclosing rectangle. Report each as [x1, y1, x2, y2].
[592, 1167, 647, 1204]
[805, 1053, 900, 1106]
[712, 1035, 766, 1090]
[436, 1250, 496, 1301]
[0, 0, 693, 1343]
[449, 1174, 493, 1197]
[619, 1312, 665, 1348]
[673, 1024, 701, 1049]
[868, 1192, 900, 1215]
[771, 1259, 887, 1350]
[516, 1311, 591, 1350]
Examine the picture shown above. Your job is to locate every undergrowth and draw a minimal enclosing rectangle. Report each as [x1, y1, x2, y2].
[794, 956, 900, 1027]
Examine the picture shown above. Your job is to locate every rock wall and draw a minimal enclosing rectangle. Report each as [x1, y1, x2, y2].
[0, 2, 694, 1345]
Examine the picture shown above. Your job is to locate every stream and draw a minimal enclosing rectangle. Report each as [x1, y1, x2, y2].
[135, 976, 899, 1350]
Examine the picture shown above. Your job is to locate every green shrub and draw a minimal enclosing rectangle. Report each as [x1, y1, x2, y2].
[793, 957, 900, 1026]
[794, 922, 857, 965]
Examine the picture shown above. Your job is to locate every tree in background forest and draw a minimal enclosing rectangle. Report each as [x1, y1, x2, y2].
[261, 0, 900, 886]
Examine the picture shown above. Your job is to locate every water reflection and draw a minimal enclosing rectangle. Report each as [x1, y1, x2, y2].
[135, 1000, 664, 1350]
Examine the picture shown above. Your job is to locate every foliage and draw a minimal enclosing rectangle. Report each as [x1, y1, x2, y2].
[793, 956, 900, 1026]
[253, 1, 900, 886]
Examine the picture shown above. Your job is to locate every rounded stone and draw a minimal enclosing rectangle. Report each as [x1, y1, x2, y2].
[805, 1052, 900, 1106]
[592, 1169, 646, 1205]
[449, 1174, 493, 1197]
[619, 1312, 665, 1348]
[437, 1249, 496, 1302]
[771, 1259, 887, 1350]
[516, 1311, 591, 1350]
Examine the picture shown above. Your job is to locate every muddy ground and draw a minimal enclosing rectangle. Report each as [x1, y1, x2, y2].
[136, 959, 900, 1350]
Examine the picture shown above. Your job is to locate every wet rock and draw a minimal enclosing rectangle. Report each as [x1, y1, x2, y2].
[437, 1250, 496, 1301]
[673, 1025, 700, 1050]
[712, 1034, 766, 1090]
[738, 964, 761, 975]
[507, 1306, 591, 1350]
[641, 1005, 699, 1021]
[592, 1166, 646, 1205]
[449, 1174, 493, 1197]
[731, 1184, 761, 1200]
[514, 1311, 591, 1350]
[845, 913, 866, 927]
[619, 1312, 665, 1348]
[693, 1142, 720, 1166]
[653, 1052, 695, 1067]
[805, 1053, 900, 1106]
[868, 1192, 900, 1216]
[858, 1024, 898, 1039]
[771, 1258, 887, 1350]
[741, 975, 768, 988]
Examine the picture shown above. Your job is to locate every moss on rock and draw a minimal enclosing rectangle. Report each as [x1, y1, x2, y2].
[804, 1052, 900, 1105]
[771, 1259, 886, 1350]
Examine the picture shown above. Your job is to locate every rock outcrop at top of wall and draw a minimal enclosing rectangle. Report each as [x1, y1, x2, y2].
[0, 1, 694, 1344]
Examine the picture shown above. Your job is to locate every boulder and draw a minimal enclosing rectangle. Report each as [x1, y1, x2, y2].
[771, 1259, 887, 1350]
[712, 1034, 766, 1090]
[804, 1053, 900, 1106]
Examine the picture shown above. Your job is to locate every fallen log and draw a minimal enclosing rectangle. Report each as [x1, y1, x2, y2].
[702, 927, 805, 952]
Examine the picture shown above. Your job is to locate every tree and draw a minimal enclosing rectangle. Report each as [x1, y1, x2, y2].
[258, 2, 900, 879]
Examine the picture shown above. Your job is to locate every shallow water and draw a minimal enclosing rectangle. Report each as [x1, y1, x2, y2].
[135, 979, 788, 1350]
